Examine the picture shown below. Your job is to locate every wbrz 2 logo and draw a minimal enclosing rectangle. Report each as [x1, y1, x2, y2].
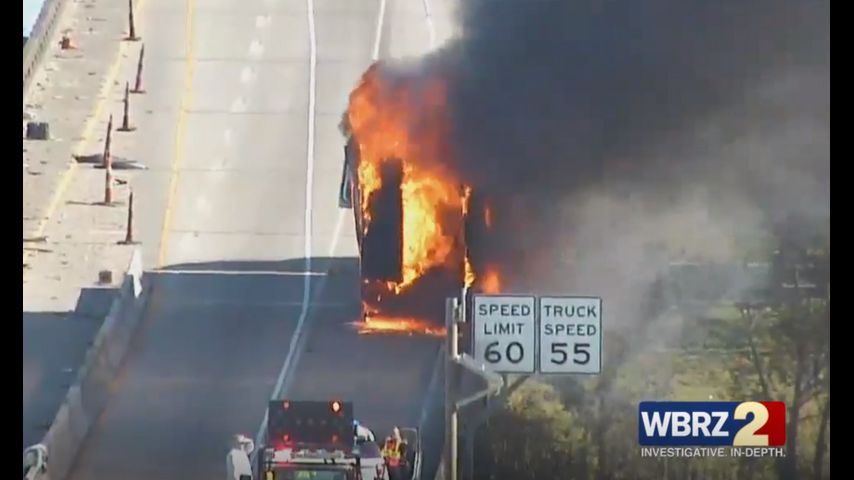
[638, 401, 786, 446]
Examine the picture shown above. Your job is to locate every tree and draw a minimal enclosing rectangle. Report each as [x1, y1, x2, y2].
[473, 381, 578, 480]
[723, 241, 829, 480]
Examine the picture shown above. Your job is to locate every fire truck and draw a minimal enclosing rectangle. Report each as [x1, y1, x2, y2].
[229, 400, 422, 480]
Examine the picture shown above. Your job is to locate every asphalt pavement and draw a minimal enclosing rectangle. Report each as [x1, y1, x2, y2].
[66, 0, 456, 478]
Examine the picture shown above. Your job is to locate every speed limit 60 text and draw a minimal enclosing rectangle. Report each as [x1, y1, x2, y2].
[473, 295, 536, 374]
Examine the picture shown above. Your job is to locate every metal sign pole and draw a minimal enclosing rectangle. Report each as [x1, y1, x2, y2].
[444, 297, 460, 480]
[458, 287, 468, 480]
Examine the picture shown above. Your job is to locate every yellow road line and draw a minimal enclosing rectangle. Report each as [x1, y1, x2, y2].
[23, 0, 148, 269]
[156, 0, 197, 268]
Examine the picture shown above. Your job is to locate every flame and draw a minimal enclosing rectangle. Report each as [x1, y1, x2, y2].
[484, 205, 493, 229]
[462, 186, 476, 288]
[399, 170, 461, 288]
[464, 256, 475, 288]
[358, 162, 381, 230]
[354, 314, 447, 337]
[348, 63, 462, 292]
[347, 64, 508, 337]
[481, 267, 502, 294]
[461, 185, 472, 215]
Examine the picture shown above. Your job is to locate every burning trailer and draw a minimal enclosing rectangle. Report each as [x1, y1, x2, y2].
[339, 139, 504, 336]
[338, 63, 556, 336]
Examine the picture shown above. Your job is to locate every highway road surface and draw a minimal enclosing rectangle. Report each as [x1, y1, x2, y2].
[68, 0, 458, 478]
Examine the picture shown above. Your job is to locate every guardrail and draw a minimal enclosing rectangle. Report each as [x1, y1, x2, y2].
[24, 0, 70, 103]
[22, 249, 149, 480]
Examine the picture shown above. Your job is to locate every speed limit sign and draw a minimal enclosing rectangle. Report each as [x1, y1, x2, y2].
[472, 295, 536, 374]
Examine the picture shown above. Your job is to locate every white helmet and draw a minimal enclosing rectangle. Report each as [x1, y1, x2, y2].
[232, 434, 255, 454]
[356, 424, 375, 442]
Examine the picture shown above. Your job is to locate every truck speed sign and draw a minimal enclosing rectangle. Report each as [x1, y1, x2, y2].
[538, 296, 602, 374]
[472, 295, 536, 374]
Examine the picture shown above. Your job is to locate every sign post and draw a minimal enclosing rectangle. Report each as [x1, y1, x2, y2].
[444, 297, 460, 480]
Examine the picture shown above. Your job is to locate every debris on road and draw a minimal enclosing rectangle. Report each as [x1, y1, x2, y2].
[74, 154, 148, 170]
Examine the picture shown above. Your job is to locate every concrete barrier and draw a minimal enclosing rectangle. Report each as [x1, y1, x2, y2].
[23, 0, 71, 102]
[23, 248, 149, 480]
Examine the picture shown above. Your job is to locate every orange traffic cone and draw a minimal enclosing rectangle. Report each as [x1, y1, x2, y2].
[126, 0, 140, 41]
[117, 82, 136, 132]
[103, 115, 114, 205]
[118, 188, 139, 245]
[131, 44, 146, 94]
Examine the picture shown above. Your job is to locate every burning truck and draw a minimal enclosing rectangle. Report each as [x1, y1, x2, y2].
[337, 63, 506, 336]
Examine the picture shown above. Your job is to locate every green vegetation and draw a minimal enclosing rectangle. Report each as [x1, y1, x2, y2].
[472, 236, 829, 480]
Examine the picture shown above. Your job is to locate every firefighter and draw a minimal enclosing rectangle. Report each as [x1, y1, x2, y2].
[394, 427, 411, 478]
[382, 427, 408, 480]
[226, 434, 254, 480]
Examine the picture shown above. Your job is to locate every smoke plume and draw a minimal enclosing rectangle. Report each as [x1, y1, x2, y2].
[405, 0, 830, 297]
[442, 0, 828, 193]
[367, 0, 828, 340]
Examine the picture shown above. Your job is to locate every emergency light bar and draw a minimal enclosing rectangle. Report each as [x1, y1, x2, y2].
[267, 400, 354, 454]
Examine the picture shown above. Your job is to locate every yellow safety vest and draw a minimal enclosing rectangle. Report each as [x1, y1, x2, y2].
[383, 439, 401, 465]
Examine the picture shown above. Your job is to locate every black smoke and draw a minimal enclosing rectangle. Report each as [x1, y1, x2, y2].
[368, 0, 828, 329]
[395, 0, 830, 289]
[441, 0, 828, 197]
[392, 1, 830, 415]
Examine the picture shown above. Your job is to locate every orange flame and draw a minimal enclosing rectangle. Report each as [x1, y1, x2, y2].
[354, 314, 446, 337]
[348, 63, 462, 292]
[464, 256, 475, 287]
[462, 186, 476, 288]
[481, 267, 502, 294]
[484, 205, 493, 229]
[347, 64, 507, 337]
[461, 185, 472, 216]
